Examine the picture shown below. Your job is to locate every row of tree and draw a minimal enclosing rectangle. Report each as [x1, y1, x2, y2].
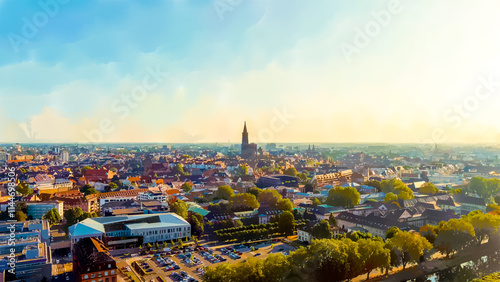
[420, 210, 500, 258]
[204, 229, 431, 282]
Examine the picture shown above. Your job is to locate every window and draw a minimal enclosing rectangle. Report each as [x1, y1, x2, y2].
[108, 264, 111, 269]
[111, 270, 115, 275]
[91, 274, 95, 278]
[105, 271, 108, 276]
[85, 275, 89, 279]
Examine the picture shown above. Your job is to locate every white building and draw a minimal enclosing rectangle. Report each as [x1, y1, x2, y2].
[69, 213, 191, 249]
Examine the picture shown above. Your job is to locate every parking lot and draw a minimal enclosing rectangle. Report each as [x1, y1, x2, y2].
[115, 240, 294, 282]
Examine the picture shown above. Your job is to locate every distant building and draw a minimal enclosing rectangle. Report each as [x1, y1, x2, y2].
[73, 237, 117, 282]
[241, 122, 257, 159]
[256, 175, 299, 188]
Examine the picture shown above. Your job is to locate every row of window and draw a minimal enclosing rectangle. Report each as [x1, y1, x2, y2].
[83, 270, 115, 279]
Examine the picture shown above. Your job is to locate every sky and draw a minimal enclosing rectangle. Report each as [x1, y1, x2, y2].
[1, 0, 500, 144]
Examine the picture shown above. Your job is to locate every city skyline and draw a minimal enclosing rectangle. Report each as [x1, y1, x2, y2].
[1, 1, 500, 144]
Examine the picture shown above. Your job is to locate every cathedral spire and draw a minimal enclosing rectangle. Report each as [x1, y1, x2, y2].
[242, 122, 249, 145]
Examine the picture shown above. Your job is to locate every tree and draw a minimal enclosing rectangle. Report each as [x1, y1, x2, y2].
[42, 208, 61, 226]
[358, 238, 390, 280]
[284, 167, 297, 176]
[248, 187, 263, 198]
[217, 185, 235, 200]
[262, 253, 290, 281]
[311, 220, 332, 239]
[385, 226, 400, 239]
[80, 184, 93, 194]
[16, 182, 33, 196]
[465, 211, 500, 244]
[84, 188, 99, 196]
[181, 182, 193, 193]
[384, 192, 398, 203]
[296, 173, 308, 183]
[419, 182, 440, 195]
[304, 183, 314, 193]
[278, 211, 295, 236]
[388, 231, 432, 269]
[312, 198, 321, 207]
[235, 164, 248, 178]
[15, 210, 27, 221]
[434, 218, 475, 258]
[363, 180, 382, 192]
[277, 198, 293, 212]
[170, 199, 188, 219]
[326, 186, 360, 208]
[328, 213, 337, 227]
[109, 182, 118, 190]
[420, 224, 437, 245]
[173, 163, 187, 176]
[231, 193, 260, 210]
[258, 190, 282, 208]
[466, 177, 500, 201]
[178, 238, 184, 248]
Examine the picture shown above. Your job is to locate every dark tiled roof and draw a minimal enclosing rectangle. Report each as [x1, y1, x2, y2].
[452, 194, 485, 206]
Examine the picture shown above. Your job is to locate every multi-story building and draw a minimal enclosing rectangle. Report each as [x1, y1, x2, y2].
[256, 175, 299, 188]
[73, 237, 117, 282]
[26, 201, 64, 219]
[0, 220, 52, 282]
[69, 213, 191, 250]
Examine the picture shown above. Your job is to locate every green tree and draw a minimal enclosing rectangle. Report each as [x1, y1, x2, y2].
[80, 184, 93, 194]
[217, 185, 235, 200]
[296, 173, 307, 183]
[385, 226, 400, 239]
[170, 200, 188, 219]
[465, 211, 500, 244]
[181, 182, 193, 193]
[434, 218, 475, 258]
[278, 211, 295, 236]
[363, 180, 382, 192]
[248, 187, 263, 198]
[419, 182, 440, 195]
[63, 207, 84, 233]
[258, 190, 283, 208]
[419, 224, 437, 245]
[328, 213, 337, 227]
[358, 238, 390, 280]
[42, 208, 61, 226]
[16, 182, 33, 196]
[277, 198, 293, 212]
[262, 253, 290, 281]
[173, 163, 187, 176]
[84, 188, 99, 196]
[384, 192, 398, 203]
[15, 210, 27, 221]
[231, 193, 260, 209]
[284, 167, 298, 176]
[326, 186, 360, 208]
[312, 197, 321, 207]
[178, 238, 184, 248]
[388, 231, 432, 269]
[108, 182, 118, 191]
[235, 164, 249, 178]
[311, 220, 332, 239]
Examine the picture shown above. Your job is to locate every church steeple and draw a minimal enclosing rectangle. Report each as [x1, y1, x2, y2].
[242, 122, 249, 145]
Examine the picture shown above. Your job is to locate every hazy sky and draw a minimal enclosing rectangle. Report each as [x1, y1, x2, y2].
[1, 0, 500, 144]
